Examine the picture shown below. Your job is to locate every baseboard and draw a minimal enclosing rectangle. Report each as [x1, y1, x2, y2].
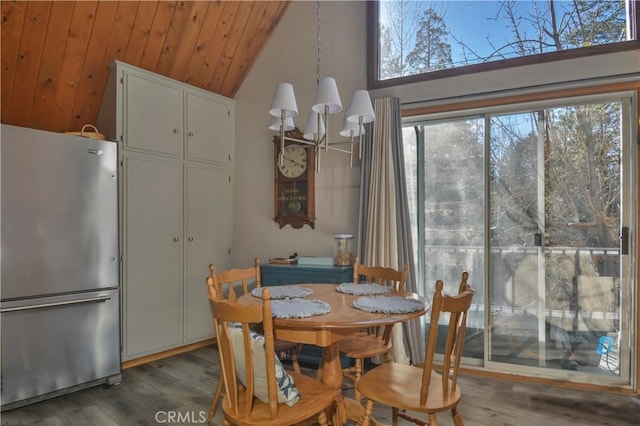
[121, 339, 216, 369]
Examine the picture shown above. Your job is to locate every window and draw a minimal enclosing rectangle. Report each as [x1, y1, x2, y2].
[369, 0, 639, 88]
[403, 89, 636, 385]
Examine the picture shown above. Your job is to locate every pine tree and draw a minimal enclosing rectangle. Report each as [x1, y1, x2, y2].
[407, 8, 453, 73]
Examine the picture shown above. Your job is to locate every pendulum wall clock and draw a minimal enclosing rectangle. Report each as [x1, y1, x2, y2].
[273, 128, 316, 229]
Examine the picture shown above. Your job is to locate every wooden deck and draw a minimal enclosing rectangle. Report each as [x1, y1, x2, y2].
[2, 345, 638, 425]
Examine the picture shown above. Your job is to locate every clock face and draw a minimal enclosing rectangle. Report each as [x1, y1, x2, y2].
[278, 145, 307, 178]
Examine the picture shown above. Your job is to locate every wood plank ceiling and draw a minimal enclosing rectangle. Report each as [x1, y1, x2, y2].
[1, 1, 289, 134]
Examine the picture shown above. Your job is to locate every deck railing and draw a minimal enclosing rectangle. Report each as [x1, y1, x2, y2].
[421, 245, 620, 329]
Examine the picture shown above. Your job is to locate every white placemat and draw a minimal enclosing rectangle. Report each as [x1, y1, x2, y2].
[271, 299, 331, 318]
[336, 282, 391, 296]
[352, 296, 425, 314]
[251, 286, 313, 299]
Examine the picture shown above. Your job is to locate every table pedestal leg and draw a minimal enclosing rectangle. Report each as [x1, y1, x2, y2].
[320, 343, 365, 425]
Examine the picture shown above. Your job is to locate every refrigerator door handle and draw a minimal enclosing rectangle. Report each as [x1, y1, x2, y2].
[0, 295, 111, 313]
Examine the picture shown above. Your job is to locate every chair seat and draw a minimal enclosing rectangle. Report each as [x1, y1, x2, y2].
[221, 371, 338, 426]
[356, 362, 462, 413]
[340, 332, 391, 358]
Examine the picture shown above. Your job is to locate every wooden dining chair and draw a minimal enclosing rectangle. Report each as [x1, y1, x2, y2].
[356, 276, 475, 426]
[205, 259, 302, 422]
[338, 256, 409, 402]
[210, 287, 338, 426]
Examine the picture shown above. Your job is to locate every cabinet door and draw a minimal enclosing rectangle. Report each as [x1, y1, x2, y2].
[185, 91, 233, 166]
[124, 72, 183, 157]
[184, 164, 233, 342]
[123, 156, 183, 358]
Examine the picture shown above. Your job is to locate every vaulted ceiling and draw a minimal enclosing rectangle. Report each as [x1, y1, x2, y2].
[1, 1, 289, 134]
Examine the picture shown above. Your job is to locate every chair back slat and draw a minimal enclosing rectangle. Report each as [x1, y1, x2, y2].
[214, 309, 239, 416]
[262, 292, 278, 419]
[458, 271, 471, 293]
[209, 259, 261, 302]
[420, 280, 443, 403]
[420, 277, 475, 406]
[242, 323, 255, 415]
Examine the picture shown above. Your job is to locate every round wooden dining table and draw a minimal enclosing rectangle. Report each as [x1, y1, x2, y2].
[237, 283, 429, 425]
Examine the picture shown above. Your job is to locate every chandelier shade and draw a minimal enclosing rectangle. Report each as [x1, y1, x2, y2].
[269, 83, 298, 118]
[311, 77, 343, 114]
[303, 112, 326, 141]
[269, 116, 295, 132]
[339, 116, 364, 138]
[346, 90, 375, 124]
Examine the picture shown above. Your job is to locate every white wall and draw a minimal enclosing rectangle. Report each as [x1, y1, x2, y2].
[234, 1, 367, 266]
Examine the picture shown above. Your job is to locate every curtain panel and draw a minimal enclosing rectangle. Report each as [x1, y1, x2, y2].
[357, 96, 424, 364]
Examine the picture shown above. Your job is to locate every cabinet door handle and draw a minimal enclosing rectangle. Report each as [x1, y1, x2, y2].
[188, 132, 194, 137]
[173, 129, 180, 134]
[173, 237, 180, 242]
[188, 237, 194, 242]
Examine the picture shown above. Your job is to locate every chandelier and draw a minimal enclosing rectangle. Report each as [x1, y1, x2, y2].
[268, 0, 375, 171]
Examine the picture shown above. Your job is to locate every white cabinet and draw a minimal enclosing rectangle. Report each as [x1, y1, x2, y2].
[184, 164, 233, 342]
[99, 61, 234, 167]
[98, 61, 235, 360]
[123, 156, 184, 355]
[124, 72, 183, 157]
[185, 91, 233, 165]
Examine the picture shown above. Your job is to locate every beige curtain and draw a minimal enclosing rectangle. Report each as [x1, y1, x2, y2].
[357, 97, 411, 365]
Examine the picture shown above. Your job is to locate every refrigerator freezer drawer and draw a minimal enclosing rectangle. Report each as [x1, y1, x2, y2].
[0, 289, 121, 409]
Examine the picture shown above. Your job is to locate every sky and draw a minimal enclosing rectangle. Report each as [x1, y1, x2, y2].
[444, 1, 518, 57]
[378, 0, 561, 67]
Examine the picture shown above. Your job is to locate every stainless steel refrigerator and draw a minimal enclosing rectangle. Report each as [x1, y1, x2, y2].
[1, 124, 121, 410]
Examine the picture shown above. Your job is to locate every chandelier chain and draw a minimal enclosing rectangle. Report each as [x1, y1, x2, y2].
[316, 0, 322, 82]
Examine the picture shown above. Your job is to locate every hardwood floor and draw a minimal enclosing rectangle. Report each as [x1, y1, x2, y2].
[1, 345, 639, 425]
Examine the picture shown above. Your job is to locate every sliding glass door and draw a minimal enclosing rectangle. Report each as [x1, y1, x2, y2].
[487, 100, 630, 380]
[404, 92, 635, 385]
